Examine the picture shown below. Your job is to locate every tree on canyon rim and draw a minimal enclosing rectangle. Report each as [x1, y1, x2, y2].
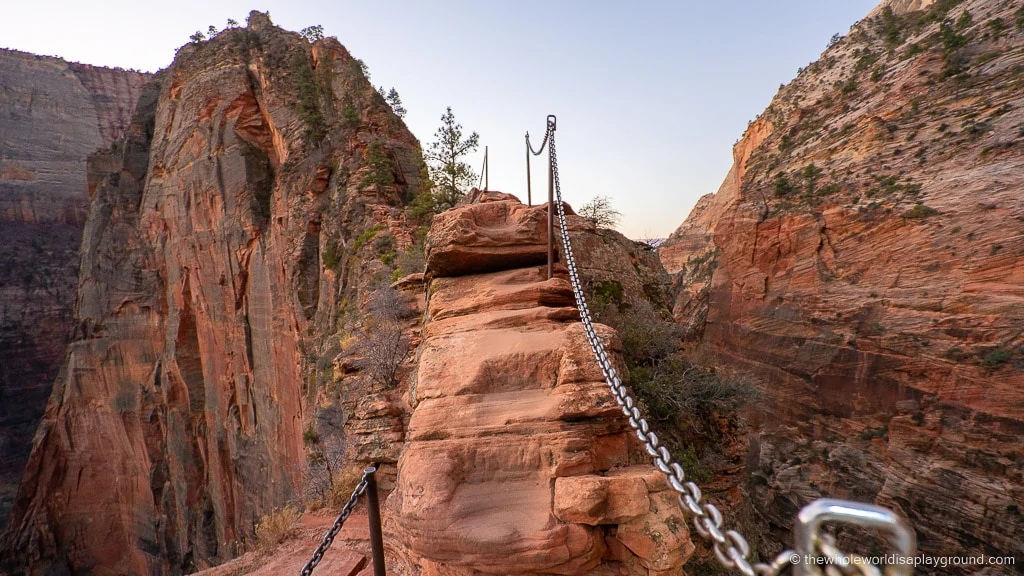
[425, 106, 479, 211]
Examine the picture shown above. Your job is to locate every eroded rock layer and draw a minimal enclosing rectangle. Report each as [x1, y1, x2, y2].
[0, 49, 148, 529]
[660, 0, 1023, 570]
[2, 12, 425, 574]
[388, 192, 692, 576]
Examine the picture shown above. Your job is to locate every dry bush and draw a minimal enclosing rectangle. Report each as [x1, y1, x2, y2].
[349, 288, 412, 389]
[254, 506, 301, 552]
[578, 195, 622, 229]
[329, 465, 367, 507]
[303, 436, 346, 507]
[365, 286, 415, 321]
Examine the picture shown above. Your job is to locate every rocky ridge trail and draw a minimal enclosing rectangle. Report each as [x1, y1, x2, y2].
[386, 192, 692, 576]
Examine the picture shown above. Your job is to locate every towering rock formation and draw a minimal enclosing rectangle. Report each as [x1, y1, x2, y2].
[2, 12, 425, 574]
[660, 0, 1023, 570]
[388, 192, 691, 575]
[0, 49, 147, 528]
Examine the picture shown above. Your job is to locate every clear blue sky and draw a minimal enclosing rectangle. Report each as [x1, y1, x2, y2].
[2, 0, 879, 238]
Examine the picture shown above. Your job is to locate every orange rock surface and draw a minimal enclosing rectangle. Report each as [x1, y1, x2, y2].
[388, 194, 692, 575]
[0, 50, 148, 529]
[1, 12, 426, 574]
[660, 0, 1024, 565]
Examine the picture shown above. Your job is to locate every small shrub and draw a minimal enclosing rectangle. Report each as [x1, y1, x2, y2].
[594, 280, 624, 306]
[860, 424, 888, 440]
[877, 7, 904, 48]
[302, 427, 321, 446]
[903, 203, 938, 218]
[349, 288, 412, 388]
[956, 10, 972, 30]
[986, 18, 1006, 41]
[802, 163, 823, 195]
[372, 232, 395, 255]
[322, 243, 341, 272]
[577, 196, 622, 229]
[774, 172, 795, 196]
[254, 506, 301, 552]
[351, 225, 382, 251]
[983, 348, 1012, 368]
[330, 465, 366, 506]
[394, 245, 426, 278]
[678, 445, 711, 484]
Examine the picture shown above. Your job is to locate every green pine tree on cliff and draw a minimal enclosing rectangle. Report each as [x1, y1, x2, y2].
[426, 106, 479, 211]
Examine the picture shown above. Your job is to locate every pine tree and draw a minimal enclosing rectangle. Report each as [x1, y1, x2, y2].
[386, 88, 406, 118]
[426, 107, 479, 211]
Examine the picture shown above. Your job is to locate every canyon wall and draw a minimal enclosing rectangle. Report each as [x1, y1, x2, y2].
[1, 12, 425, 574]
[660, 0, 1023, 571]
[0, 49, 147, 528]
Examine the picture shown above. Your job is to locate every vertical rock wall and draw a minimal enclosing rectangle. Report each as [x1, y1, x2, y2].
[2, 12, 425, 574]
[0, 49, 148, 529]
[660, 0, 1024, 569]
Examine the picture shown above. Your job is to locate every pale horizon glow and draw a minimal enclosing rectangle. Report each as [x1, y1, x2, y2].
[1, 1, 878, 238]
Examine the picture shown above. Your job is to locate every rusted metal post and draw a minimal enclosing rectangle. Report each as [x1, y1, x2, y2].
[546, 116, 556, 280]
[365, 466, 386, 576]
[525, 134, 532, 206]
[547, 142, 554, 280]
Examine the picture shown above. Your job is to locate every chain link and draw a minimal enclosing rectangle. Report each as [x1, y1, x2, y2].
[526, 129, 549, 156]
[544, 119, 797, 576]
[299, 466, 375, 576]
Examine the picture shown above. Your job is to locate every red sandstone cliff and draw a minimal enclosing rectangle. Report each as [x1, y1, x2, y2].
[1, 12, 425, 574]
[0, 49, 148, 529]
[660, 0, 1023, 570]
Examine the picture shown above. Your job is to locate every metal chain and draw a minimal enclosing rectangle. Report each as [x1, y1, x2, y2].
[299, 466, 375, 576]
[526, 129, 549, 156]
[544, 120, 796, 576]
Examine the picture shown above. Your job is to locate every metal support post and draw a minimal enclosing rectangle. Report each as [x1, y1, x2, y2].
[546, 116, 556, 280]
[547, 145, 554, 280]
[365, 466, 386, 576]
[525, 134, 532, 206]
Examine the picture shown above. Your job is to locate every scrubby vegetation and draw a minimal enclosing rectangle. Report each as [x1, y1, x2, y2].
[291, 54, 330, 144]
[578, 196, 622, 229]
[590, 293, 760, 475]
[254, 506, 301, 552]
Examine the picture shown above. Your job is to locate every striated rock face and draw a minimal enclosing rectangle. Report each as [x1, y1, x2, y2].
[0, 49, 148, 529]
[660, 0, 1023, 570]
[389, 193, 691, 576]
[2, 12, 425, 574]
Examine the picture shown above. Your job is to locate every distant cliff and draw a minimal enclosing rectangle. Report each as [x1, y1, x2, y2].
[1, 12, 425, 573]
[660, 0, 1023, 571]
[0, 49, 147, 530]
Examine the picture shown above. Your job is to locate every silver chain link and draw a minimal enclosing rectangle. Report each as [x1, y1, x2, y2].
[526, 128, 549, 156]
[544, 119, 797, 576]
[299, 466, 375, 576]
